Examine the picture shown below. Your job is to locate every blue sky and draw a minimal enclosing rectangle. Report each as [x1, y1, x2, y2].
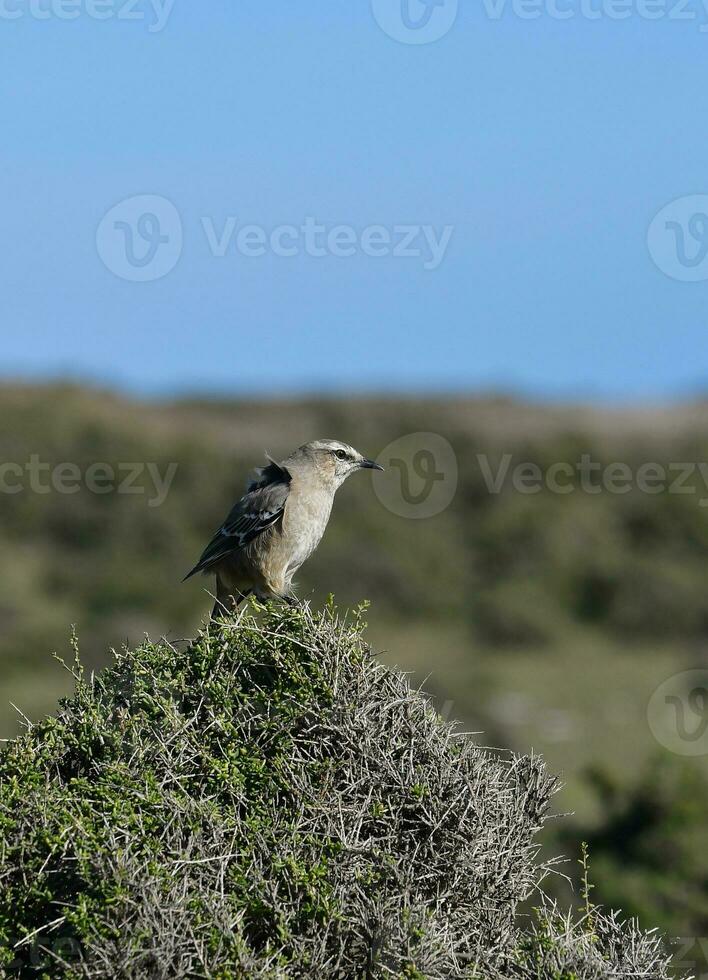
[2, 0, 707, 400]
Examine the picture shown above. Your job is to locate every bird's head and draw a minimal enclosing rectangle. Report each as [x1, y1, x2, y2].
[291, 439, 384, 489]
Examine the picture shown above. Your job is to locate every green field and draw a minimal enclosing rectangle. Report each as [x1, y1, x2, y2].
[1, 382, 707, 958]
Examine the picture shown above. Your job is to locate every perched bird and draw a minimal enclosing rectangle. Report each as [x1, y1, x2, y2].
[184, 439, 384, 618]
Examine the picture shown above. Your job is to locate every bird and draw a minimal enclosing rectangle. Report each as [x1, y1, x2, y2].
[184, 439, 384, 619]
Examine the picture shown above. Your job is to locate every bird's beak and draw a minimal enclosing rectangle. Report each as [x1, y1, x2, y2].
[360, 458, 384, 471]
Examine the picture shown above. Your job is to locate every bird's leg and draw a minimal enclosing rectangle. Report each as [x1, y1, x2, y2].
[210, 595, 232, 622]
[210, 598, 226, 622]
[210, 587, 252, 622]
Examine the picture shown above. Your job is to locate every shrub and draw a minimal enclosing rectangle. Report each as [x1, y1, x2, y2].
[0, 602, 674, 978]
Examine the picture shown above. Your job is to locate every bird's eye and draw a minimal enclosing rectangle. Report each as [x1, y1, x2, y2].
[335, 449, 348, 460]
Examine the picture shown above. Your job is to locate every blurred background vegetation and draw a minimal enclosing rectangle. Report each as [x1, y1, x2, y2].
[1, 381, 707, 968]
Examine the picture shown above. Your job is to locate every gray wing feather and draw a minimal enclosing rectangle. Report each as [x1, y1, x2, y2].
[184, 461, 290, 580]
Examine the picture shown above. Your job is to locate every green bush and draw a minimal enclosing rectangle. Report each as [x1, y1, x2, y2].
[0, 603, 674, 978]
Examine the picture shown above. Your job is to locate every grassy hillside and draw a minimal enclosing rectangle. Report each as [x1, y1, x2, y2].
[1, 381, 708, 957]
[0, 603, 673, 979]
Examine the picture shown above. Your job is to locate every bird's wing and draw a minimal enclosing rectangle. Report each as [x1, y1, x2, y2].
[183, 460, 291, 580]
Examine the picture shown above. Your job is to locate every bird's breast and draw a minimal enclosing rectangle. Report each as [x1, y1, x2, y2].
[281, 486, 333, 573]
